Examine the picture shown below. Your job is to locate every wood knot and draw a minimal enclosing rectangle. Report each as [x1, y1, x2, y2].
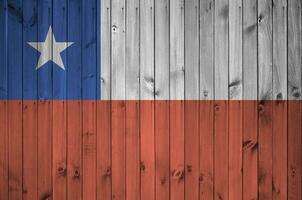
[186, 165, 192, 173]
[199, 174, 204, 182]
[112, 25, 117, 32]
[104, 167, 111, 177]
[258, 14, 264, 23]
[140, 161, 146, 172]
[57, 164, 67, 177]
[172, 167, 184, 181]
[73, 169, 80, 179]
[160, 177, 167, 185]
[214, 104, 220, 111]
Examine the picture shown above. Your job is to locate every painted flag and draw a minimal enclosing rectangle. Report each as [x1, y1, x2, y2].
[0, 0, 301, 200]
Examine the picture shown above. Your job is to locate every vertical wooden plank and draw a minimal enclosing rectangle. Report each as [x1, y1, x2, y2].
[272, 0, 287, 199]
[170, 0, 185, 199]
[184, 0, 199, 199]
[37, 101, 52, 200]
[101, 0, 111, 100]
[111, 101, 126, 200]
[67, 101, 82, 200]
[228, 0, 243, 199]
[52, 101, 67, 199]
[199, 0, 214, 199]
[7, 0, 23, 198]
[97, 101, 111, 200]
[155, 101, 170, 200]
[52, 0, 67, 198]
[125, 0, 140, 199]
[154, 0, 169, 200]
[22, 101, 38, 200]
[0, 0, 7, 100]
[258, 0, 273, 199]
[82, 101, 97, 200]
[140, 101, 155, 200]
[214, 0, 229, 199]
[111, 0, 126, 199]
[288, 0, 302, 199]
[242, 0, 258, 199]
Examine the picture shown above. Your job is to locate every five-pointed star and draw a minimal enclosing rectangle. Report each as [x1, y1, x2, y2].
[28, 26, 73, 70]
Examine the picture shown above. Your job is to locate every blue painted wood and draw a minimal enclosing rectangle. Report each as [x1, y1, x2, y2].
[82, 0, 97, 100]
[0, 0, 7, 99]
[23, 0, 38, 99]
[7, 0, 23, 99]
[53, 0, 67, 99]
[67, 0, 82, 100]
[96, 0, 101, 100]
[37, 0, 52, 100]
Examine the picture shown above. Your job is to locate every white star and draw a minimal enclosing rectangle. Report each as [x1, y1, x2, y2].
[28, 26, 73, 70]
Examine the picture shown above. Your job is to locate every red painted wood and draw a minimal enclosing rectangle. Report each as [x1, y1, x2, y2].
[22, 101, 38, 200]
[111, 101, 126, 200]
[184, 100, 199, 199]
[37, 101, 52, 200]
[214, 101, 228, 200]
[242, 101, 258, 200]
[97, 100, 111, 200]
[228, 101, 242, 200]
[82, 101, 97, 200]
[258, 100, 273, 199]
[67, 101, 82, 200]
[0, 101, 8, 199]
[155, 101, 169, 200]
[8, 101, 23, 200]
[126, 101, 140, 200]
[52, 101, 67, 199]
[199, 101, 214, 200]
[288, 101, 302, 199]
[273, 100, 287, 199]
[140, 100, 155, 200]
[170, 101, 185, 200]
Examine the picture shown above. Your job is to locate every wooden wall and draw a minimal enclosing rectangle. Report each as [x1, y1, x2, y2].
[0, 0, 301, 200]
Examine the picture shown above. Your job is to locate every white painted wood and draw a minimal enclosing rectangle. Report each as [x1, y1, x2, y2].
[287, 0, 301, 100]
[111, 0, 125, 100]
[229, 0, 242, 100]
[243, 0, 258, 100]
[101, 0, 111, 100]
[215, 0, 229, 100]
[200, 0, 214, 100]
[125, 0, 140, 100]
[155, 0, 169, 100]
[272, 0, 287, 100]
[258, 0, 273, 100]
[140, 0, 155, 100]
[170, 0, 185, 100]
[185, 0, 199, 100]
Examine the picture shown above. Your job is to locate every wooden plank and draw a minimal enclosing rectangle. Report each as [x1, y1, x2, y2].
[155, 101, 170, 200]
[111, 101, 126, 200]
[140, 101, 155, 200]
[100, 0, 111, 100]
[199, 101, 214, 199]
[184, 0, 199, 198]
[0, 101, 8, 199]
[111, 0, 125, 100]
[140, 0, 155, 100]
[170, 101, 184, 200]
[228, 1, 242, 200]
[242, 101, 258, 200]
[214, 0, 229, 199]
[214, 101, 228, 200]
[37, 101, 52, 200]
[22, 101, 38, 200]
[97, 101, 111, 200]
[0, 0, 7, 100]
[258, 0, 273, 199]
[242, 0, 258, 198]
[287, 0, 302, 198]
[67, 101, 82, 200]
[272, 0, 288, 199]
[126, 101, 140, 200]
[82, 101, 97, 200]
[184, 101, 199, 199]
[52, 101, 67, 199]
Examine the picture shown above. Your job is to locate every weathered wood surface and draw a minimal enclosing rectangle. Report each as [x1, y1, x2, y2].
[0, 0, 301, 200]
